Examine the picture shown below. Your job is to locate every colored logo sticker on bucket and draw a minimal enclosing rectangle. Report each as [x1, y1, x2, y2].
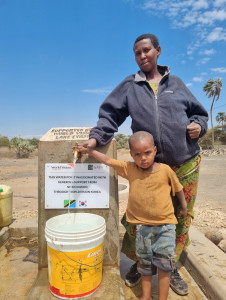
[64, 200, 76, 208]
[47, 244, 104, 298]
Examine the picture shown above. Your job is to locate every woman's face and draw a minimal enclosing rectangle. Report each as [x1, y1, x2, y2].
[134, 38, 161, 74]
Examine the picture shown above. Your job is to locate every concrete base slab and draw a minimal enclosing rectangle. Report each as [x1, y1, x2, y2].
[0, 244, 38, 300]
[1, 218, 224, 299]
[28, 266, 125, 300]
[120, 253, 207, 300]
[9, 217, 38, 238]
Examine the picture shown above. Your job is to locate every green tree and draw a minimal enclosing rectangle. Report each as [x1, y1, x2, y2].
[203, 78, 222, 148]
[0, 135, 10, 147]
[216, 112, 226, 128]
[115, 134, 130, 149]
[215, 127, 226, 144]
[10, 137, 36, 158]
[29, 137, 39, 148]
[199, 129, 212, 149]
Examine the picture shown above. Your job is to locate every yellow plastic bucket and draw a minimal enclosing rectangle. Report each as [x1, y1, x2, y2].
[45, 213, 106, 299]
[0, 185, 13, 227]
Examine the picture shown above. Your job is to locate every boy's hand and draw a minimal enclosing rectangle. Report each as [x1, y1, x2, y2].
[77, 145, 94, 156]
[72, 146, 82, 157]
[72, 138, 97, 157]
[77, 145, 88, 154]
[178, 207, 188, 219]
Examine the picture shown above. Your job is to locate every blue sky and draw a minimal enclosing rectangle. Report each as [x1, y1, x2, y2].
[0, 0, 226, 139]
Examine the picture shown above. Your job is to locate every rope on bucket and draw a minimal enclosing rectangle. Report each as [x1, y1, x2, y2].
[60, 249, 103, 268]
[51, 239, 103, 268]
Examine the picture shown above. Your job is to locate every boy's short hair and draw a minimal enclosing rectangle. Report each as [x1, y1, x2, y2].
[129, 131, 154, 149]
[134, 34, 160, 50]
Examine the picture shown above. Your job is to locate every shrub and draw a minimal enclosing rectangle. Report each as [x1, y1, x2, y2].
[0, 135, 10, 147]
[199, 130, 213, 149]
[29, 137, 39, 148]
[9, 137, 36, 158]
[115, 134, 130, 149]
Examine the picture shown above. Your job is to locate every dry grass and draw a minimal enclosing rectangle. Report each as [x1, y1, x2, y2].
[0, 147, 38, 159]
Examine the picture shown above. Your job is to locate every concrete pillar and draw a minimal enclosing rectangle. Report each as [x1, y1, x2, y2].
[38, 127, 119, 268]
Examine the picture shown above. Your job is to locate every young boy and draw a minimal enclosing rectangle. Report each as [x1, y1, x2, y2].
[78, 131, 187, 300]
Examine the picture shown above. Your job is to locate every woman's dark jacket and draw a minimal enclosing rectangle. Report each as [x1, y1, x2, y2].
[89, 65, 208, 166]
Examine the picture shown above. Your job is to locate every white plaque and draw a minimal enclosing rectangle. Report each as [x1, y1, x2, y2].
[45, 163, 109, 209]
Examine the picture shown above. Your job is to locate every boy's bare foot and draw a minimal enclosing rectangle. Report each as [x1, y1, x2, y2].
[138, 297, 152, 300]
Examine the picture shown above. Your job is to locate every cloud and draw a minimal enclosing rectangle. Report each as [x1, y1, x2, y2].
[193, 77, 204, 82]
[198, 9, 226, 25]
[186, 83, 193, 87]
[206, 27, 226, 42]
[136, 0, 226, 60]
[141, 0, 226, 28]
[187, 40, 202, 56]
[211, 67, 226, 73]
[214, 0, 226, 8]
[81, 88, 112, 95]
[193, 0, 209, 10]
[199, 48, 215, 55]
[197, 57, 210, 65]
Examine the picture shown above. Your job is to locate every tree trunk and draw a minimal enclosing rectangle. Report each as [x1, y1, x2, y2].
[210, 97, 215, 148]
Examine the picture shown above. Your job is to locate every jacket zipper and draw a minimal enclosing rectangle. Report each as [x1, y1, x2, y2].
[153, 92, 164, 162]
[147, 83, 163, 161]
[147, 72, 169, 163]
[155, 73, 170, 163]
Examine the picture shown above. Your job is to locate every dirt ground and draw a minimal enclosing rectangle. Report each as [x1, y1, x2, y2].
[0, 147, 226, 238]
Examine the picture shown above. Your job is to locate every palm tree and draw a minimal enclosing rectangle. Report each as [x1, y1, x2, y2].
[216, 112, 226, 128]
[203, 78, 222, 148]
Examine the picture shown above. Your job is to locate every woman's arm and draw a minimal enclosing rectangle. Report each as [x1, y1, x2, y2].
[177, 76, 209, 138]
[89, 78, 131, 146]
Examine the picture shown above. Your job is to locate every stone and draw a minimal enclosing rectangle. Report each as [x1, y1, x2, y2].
[205, 230, 223, 245]
[218, 239, 226, 253]
[0, 226, 9, 247]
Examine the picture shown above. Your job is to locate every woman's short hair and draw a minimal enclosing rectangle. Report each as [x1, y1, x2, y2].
[134, 34, 159, 49]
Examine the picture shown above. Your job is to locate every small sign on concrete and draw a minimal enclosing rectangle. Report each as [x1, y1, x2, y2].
[41, 127, 92, 141]
[45, 163, 109, 209]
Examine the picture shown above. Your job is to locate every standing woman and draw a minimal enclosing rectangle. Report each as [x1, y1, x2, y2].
[79, 34, 208, 295]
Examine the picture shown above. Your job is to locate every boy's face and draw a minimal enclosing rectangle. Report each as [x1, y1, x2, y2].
[130, 138, 157, 170]
[134, 38, 161, 74]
